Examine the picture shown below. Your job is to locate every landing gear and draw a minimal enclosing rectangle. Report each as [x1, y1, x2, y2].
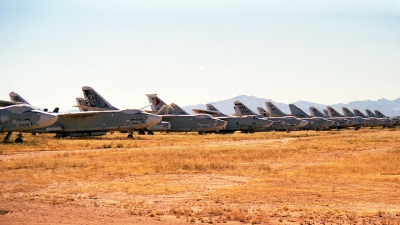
[55, 133, 64, 138]
[147, 131, 154, 135]
[138, 130, 145, 135]
[3, 132, 12, 143]
[198, 131, 205, 135]
[127, 133, 134, 139]
[15, 133, 23, 143]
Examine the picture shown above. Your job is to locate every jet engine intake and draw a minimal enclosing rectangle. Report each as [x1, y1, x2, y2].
[0, 114, 9, 124]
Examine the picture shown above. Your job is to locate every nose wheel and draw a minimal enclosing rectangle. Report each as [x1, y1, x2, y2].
[15, 133, 23, 143]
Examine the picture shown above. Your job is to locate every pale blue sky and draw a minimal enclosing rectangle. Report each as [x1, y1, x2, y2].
[1, 1, 399, 111]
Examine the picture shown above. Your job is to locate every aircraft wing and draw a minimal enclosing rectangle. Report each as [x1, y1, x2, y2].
[0, 100, 21, 107]
[73, 105, 111, 111]
[192, 109, 225, 117]
[59, 111, 104, 117]
[263, 111, 282, 117]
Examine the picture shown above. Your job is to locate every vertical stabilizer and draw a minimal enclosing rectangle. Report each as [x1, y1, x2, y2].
[257, 107, 269, 117]
[365, 109, 377, 118]
[170, 103, 189, 115]
[82, 86, 118, 110]
[233, 101, 257, 116]
[206, 104, 227, 116]
[9, 92, 30, 105]
[326, 106, 343, 117]
[206, 104, 219, 112]
[323, 109, 330, 117]
[146, 94, 169, 113]
[353, 109, 367, 118]
[156, 105, 170, 115]
[374, 110, 387, 118]
[342, 107, 356, 117]
[76, 98, 88, 112]
[309, 106, 327, 118]
[265, 102, 287, 116]
[289, 104, 310, 118]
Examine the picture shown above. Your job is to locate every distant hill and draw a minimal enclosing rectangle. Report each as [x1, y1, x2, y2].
[183, 95, 400, 117]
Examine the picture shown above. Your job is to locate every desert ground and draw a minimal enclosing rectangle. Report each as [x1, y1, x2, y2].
[0, 128, 399, 224]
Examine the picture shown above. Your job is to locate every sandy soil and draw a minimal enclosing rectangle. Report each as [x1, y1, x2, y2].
[1, 136, 399, 224]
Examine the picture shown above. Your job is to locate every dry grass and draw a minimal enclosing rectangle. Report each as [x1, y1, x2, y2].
[1, 128, 400, 224]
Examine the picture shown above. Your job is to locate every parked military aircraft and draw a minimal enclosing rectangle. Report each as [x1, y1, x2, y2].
[232, 101, 308, 133]
[365, 109, 393, 127]
[326, 106, 365, 130]
[10, 91, 162, 139]
[0, 104, 58, 143]
[192, 104, 273, 134]
[265, 102, 332, 131]
[9, 92, 60, 113]
[288, 104, 334, 130]
[353, 109, 383, 127]
[309, 106, 352, 129]
[146, 94, 227, 134]
[326, 106, 366, 130]
[76, 88, 171, 135]
[375, 110, 400, 126]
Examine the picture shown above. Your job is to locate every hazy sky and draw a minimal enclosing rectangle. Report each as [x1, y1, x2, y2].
[1, 0, 399, 111]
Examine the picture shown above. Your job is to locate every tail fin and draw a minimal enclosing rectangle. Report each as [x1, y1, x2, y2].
[257, 107, 269, 117]
[365, 109, 377, 118]
[323, 109, 330, 117]
[289, 104, 310, 118]
[206, 104, 218, 112]
[9, 92, 30, 105]
[146, 94, 169, 113]
[342, 107, 355, 117]
[52, 107, 59, 113]
[156, 105, 170, 115]
[326, 106, 343, 117]
[265, 102, 287, 117]
[374, 110, 387, 118]
[309, 106, 327, 117]
[76, 98, 88, 112]
[82, 86, 118, 110]
[206, 104, 227, 116]
[170, 103, 189, 115]
[233, 101, 257, 116]
[353, 109, 367, 118]
[191, 104, 226, 117]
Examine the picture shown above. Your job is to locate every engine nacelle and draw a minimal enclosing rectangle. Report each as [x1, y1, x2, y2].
[147, 121, 171, 131]
[0, 114, 9, 124]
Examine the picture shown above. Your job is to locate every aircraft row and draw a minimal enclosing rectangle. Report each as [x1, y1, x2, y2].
[1, 87, 398, 143]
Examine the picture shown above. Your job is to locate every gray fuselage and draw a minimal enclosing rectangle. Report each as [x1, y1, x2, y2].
[31, 109, 161, 137]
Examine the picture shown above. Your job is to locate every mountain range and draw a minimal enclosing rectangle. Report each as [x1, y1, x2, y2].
[182, 95, 400, 117]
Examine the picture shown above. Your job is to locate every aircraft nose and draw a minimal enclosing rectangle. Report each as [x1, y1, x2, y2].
[299, 120, 308, 127]
[263, 119, 273, 128]
[38, 113, 58, 127]
[326, 120, 334, 127]
[216, 119, 227, 130]
[0, 114, 9, 124]
[146, 114, 162, 126]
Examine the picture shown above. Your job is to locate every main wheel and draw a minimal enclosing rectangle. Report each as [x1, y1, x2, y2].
[127, 133, 134, 139]
[15, 137, 23, 143]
